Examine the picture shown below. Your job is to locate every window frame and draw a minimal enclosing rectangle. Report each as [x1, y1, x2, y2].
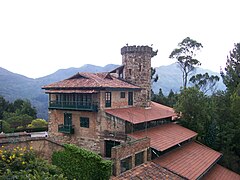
[128, 92, 133, 105]
[120, 156, 132, 173]
[80, 117, 89, 128]
[105, 92, 112, 107]
[135, 151, 144, 166]
[120, 92, 125, 98]
[64, 113, 72, 126]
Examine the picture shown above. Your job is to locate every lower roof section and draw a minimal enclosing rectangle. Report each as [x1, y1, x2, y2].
[202, 164, 240, 180]
[153, 141, 222, 180]
[112, 161, 184, 180]
[105, 101, 176, 124]
[128, 123, 197, 151]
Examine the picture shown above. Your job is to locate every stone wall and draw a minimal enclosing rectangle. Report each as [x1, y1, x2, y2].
[99, 90, 133, 109]
[0, 132, 64, 162]
[48, 109, 101, 154]
[111, 137, 150, 176]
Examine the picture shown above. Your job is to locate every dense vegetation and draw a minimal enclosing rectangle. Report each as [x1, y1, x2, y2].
[152, 40, 240, 173]
[0, 98, 47, 133]
[52, 144, 112, 180]
[0, 146, 66, 179]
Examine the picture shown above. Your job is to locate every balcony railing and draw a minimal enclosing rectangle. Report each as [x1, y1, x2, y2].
[58, 124, 74, 134]
[49, 100, 98, 112]
[102, 130, 127, 141]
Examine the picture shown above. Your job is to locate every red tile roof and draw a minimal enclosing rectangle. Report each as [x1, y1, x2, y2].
[153, 141, 222, 180]
[105, 102, 176, 124]
[128, 123, 197, 151]
[203, 164, 240, 180]
[42, 72, 141, 90]
[112, 161, 184, 180]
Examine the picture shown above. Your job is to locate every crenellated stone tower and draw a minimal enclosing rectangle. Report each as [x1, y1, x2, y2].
[121, 45, 158, 107]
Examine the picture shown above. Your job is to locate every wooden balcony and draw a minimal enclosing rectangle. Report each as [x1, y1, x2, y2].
[49, 100, 98, 112]
[58, 124, 74, 134]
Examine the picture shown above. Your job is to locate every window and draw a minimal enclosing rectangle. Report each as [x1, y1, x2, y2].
[64, 113, 72, 126]
[128, 92, 133, 105]
[80, 117, 89, 128]
[105, 140, 120, 158]
[120, 92, 125, 98]
[105, 92, 111, 107]
[135, 151, 144, 166]
[121, 156, 132, 173]
[128, 69, 132, 76]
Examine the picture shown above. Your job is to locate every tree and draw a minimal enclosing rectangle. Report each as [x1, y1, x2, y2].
[174, 87, 208, 140]
[169, 37, 203, 88]
[221, 43, 240, 93]
[151, 67, 159, 83]
[28, 118, 48, 128]
[167, 89, 177, 107]
[0, 96, 9, 119]
[3, 112, 33, 129]
[189, 73, 220, 94]
[12, 99, 37, 119]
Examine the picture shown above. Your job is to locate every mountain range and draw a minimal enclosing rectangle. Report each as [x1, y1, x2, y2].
[0, 63, 225, 120]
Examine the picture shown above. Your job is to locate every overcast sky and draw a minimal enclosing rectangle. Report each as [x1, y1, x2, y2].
[1, 0, 240, 78]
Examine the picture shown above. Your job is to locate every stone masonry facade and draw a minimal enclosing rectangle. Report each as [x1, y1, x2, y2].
[111, 137, 150, 176]
[121, 45, 157, 107]
[48, 109, 101, 154]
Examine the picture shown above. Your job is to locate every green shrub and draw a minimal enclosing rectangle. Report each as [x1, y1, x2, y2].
[52, 144, 112, 180]
[0, 146, 66, 179]
[14, 126, 48, 133]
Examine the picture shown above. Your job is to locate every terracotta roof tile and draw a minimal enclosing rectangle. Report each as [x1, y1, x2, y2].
[105, 102, 176, 124]
[128, 123, 197, 151]
[42, 72, 140, 90]
[153, 141, 222, 179]
[203, 164, 240, 180]
[112, 161, 184, 180]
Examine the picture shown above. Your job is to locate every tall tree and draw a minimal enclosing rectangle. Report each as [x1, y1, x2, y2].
[189, 73, 220, 94]
[221, 43, 240, 93]
[174, 87, 208, 139]
[169, 37, 203, 88]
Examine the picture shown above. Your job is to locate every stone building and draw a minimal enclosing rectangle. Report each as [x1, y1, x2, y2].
[42, 45, 240, 179]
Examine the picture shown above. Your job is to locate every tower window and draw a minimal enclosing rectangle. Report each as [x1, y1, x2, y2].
[128, 69, 132, 76]
[139, 64, 142, 71]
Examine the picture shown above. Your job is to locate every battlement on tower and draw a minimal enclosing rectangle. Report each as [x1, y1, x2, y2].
[121, 45, 158, 57]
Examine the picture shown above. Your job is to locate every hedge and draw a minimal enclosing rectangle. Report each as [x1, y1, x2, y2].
[14, 126, 48, 133]
[52, 144, 112, 180]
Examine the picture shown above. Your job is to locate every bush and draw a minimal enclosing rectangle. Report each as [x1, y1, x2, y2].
[14, 126, 48, 133]
[52, 144, 112, 180]
[0, 146, 66, 179]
